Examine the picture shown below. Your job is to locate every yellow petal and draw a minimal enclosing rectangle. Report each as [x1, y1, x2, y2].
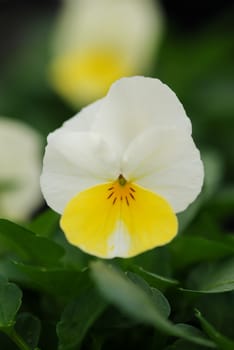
[60, 180, 178, 258]
[49, 49, 132, 105]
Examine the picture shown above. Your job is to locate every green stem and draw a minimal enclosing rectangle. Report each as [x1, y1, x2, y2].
[3, 328, 31, 350]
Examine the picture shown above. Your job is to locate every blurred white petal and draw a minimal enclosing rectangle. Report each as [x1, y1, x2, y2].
[49, 0, 163, 105]
[0, 117, 42, 220]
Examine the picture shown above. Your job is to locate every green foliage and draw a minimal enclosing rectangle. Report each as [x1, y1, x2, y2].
[0, 220, 64, 267]
[0, 277, 22, 328]
[128, 265, 179, 292]
[0, 278, 34, 350]
[195, 310, 234, 350]
[90, 261, 214, 348]
[29, 210, 60, 239]
[169, 236, 234, 270]
[15, 313, 41, 350]
[57, 289, 106, 350]
[7, 262, 91, 298]
[184, 257, 234, 293]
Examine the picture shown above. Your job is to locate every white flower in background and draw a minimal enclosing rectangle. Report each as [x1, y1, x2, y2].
[0, 118, 42, 221]
[41, 76, 204, 258]
[49, 0, 163, 106]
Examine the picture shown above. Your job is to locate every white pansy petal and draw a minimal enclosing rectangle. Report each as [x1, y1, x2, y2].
[51, 0, 163, 105]
[122, 127, 204, 213]
[48, 98, 104, 143]
[62, 98, 104, 132]
[92, 77, 192, 156]
[53, 0, 162, 57]
[40, 130, 119, 213]
[0, 117, 42, 220]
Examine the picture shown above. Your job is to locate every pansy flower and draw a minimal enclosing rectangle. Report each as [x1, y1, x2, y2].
[41, 77, 204, 258]
[49, 0, 163, 105]
[0, 117, 42, 220]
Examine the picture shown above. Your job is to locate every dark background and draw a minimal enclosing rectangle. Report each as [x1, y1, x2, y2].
[0, 0, 234, 65]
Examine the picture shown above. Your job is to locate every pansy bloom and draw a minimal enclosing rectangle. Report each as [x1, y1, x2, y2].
[49, 0, 163, 105]
[41, 77, 204, 258]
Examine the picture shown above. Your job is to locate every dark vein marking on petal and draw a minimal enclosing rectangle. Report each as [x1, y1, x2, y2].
[130, 193, 135, 200]
[107, 192, 114, 199]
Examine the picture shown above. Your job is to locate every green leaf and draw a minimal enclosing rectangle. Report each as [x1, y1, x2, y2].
[195, 309, 234, 350]
[57, 289, 106, 350]
[194, 293, 234, 339]
[165, 339, 208, 350]
[90, 261, 215, 348]
[182, 257, 234, 293]
[169, 236, 234, 270]
[126, 272, 171, 318]
[0, 219, 64, 266]
[165, 324, 212, 350]
[5, 261, 90, 298]
[130, 246, 174, 277]
[56, 230, 91, 270]
[28, 209, 59, 238]
[15, 313, 41, 349]
[129, 265, 179, 291]
[0, 277, 22, 328]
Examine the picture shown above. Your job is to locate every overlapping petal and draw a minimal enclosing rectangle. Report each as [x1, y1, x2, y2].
[122, 126, 204, 213]
[59, 99, 103, 133]
[40, 130, 119, 213]
[92, 77, 192, 157]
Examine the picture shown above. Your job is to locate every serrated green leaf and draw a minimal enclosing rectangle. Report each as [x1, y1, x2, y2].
[57, 289, 106, 350]
[0, 219, 64, 266]
[0, 278, 22, 328]
[15, 313, 41, 349]
[90, 261, 215, 348]
[195, 309, 234, 350]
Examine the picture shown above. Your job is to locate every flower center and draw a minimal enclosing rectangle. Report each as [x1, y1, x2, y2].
[107, 174, 136, 206]
[118, 174, 127, 186]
